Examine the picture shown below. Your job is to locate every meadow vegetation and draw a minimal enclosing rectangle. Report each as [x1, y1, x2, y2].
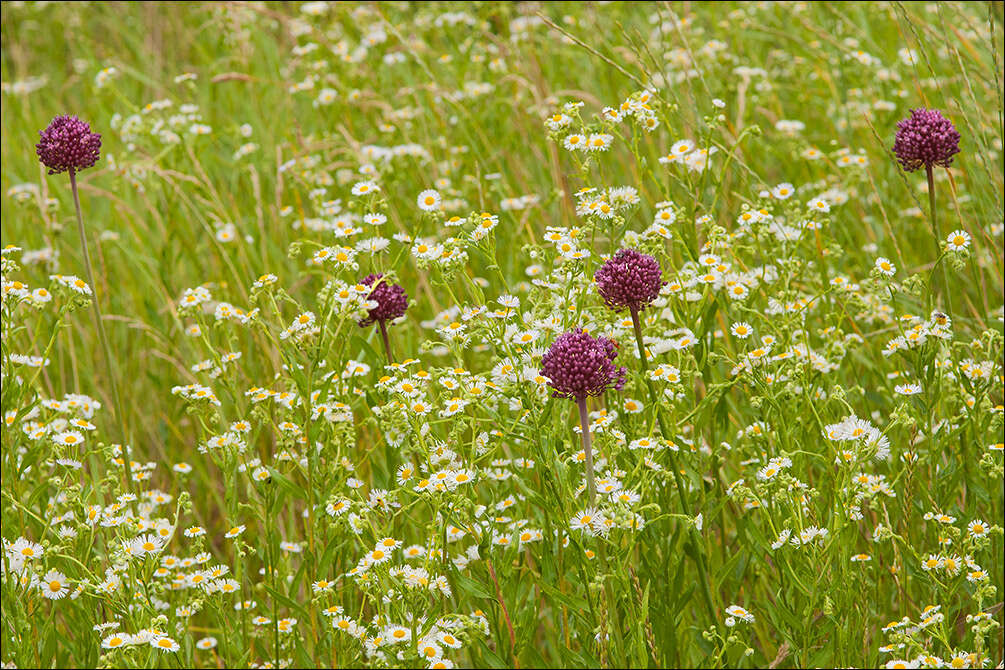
[1, 2, 1003, 668]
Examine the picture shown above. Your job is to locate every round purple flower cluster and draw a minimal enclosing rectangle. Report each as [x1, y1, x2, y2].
[358, 273, 409, 328]
[36, 115, 102, 175]
[594, 248, 664, 313]
[892, 108, 961, 172]
[540, 329, 626, 400]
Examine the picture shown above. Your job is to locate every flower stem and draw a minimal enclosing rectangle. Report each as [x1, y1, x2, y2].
[926, 165, 951, 314]
[378, 319, 393, 364]
[629, 307, 648, 374]
[926, 165, 940, 261]
[486, 557, 519, 668]
[630, 306, 718, 623]
[69, 168, 135, 497]
[576, 395, 597, 506]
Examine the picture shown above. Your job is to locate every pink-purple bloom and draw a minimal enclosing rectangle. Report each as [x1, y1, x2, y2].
[540, 329, 626, 400]
[893, 108, 960, 172]
[36, 115, 102, 175]
[358, 274, 408, 328]
[594, 249, 664, 313]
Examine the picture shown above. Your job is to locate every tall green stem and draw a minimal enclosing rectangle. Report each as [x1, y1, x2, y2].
[926, 165, 952, 314]
[576, 394, 624, 661]
[926, 166, 940, 264]
[378, 319, 393, 365]
[630, 307, 649, 374]
[69, 168, 135, 497]
[576, 395, 597, 505]
[630, 306, 717, 623]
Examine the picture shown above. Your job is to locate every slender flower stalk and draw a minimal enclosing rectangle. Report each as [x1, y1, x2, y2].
[540, 328, 625, 506]
[926, 165, 942, 271]
[925, 164, 952, 313]
[541, 328, 628, 662]
[73, 187, 135, 498]
[576, 396, 597, 504]
[377, 319, 393, 364]
[37, 115, 135, 495]
[629, 304, 717, 622]
[629, 307, 648, 371]
[357, 273, 408, 364]
[596, 248, 718, 622]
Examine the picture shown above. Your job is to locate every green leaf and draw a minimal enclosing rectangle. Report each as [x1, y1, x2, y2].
[264, 584, 308, 620]
[473, 638, 508, 669]
[294, 635, 314, 667]
[349, 334, 382, 369]
[560, 644, 601, 668]
[535, 575, 589, 612]
[268, 466, 306, 501]
[454, 571, 493, 600]
[520, 642, 549, 668]
[715, 549, 746, 589]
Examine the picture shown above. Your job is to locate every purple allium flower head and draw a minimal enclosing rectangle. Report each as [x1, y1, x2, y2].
[594, 248, 664, 313]
[893, 108, 960, 172]
[36, 115, 102, 175]
[358, 273, 408, 328]
[540, 329, 626, 400]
